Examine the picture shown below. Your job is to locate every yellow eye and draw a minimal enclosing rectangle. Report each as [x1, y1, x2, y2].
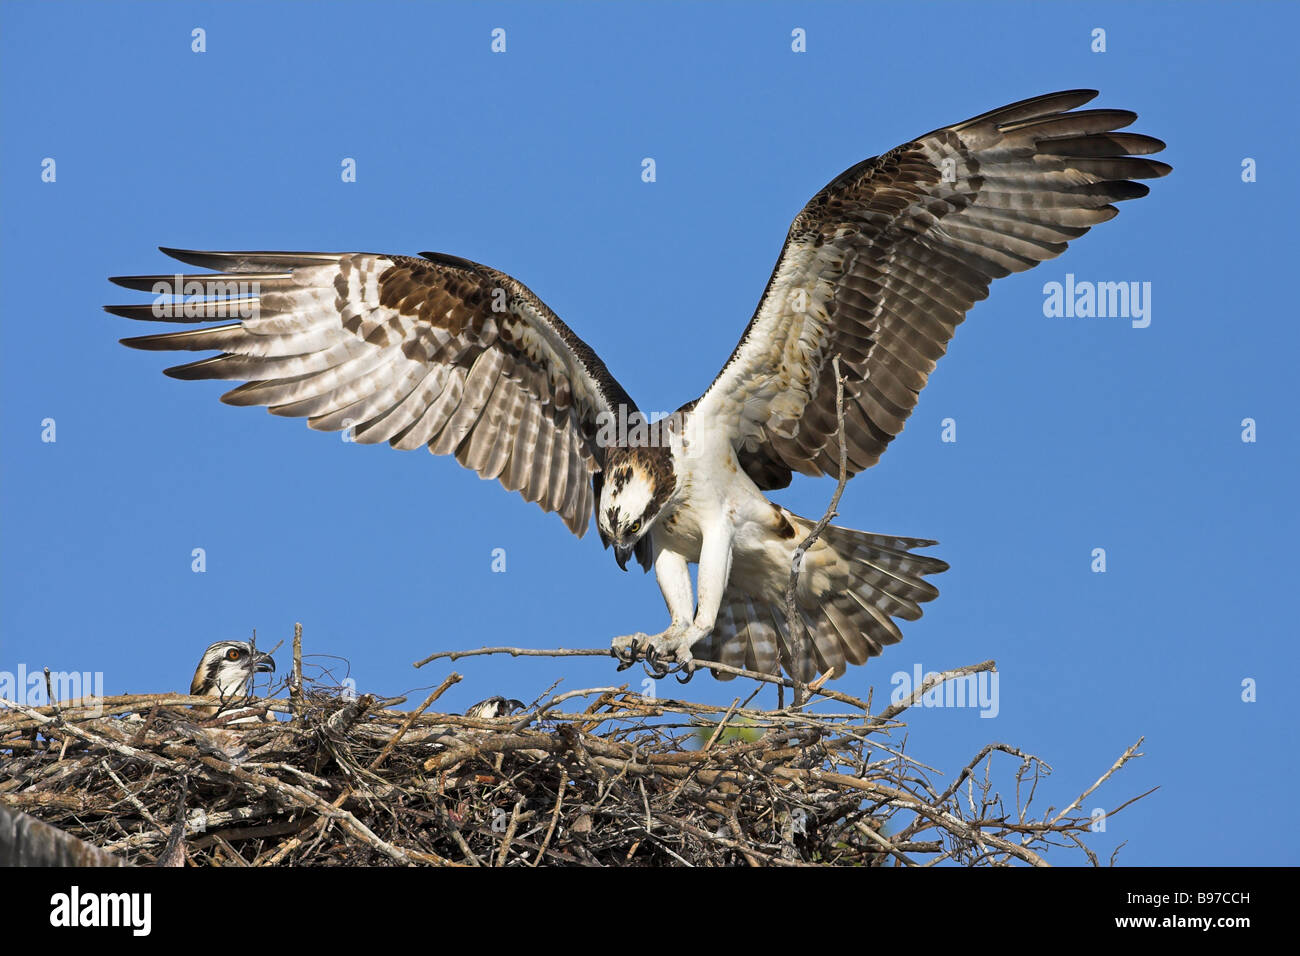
[226, 648, 241, 661]
[629, 520, 641, 534]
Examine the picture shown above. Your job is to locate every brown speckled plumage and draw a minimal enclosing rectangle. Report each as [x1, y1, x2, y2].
[696, 90, 1169, 492]
[114, 249, 639, 537]
[108, 90, 1167, 682]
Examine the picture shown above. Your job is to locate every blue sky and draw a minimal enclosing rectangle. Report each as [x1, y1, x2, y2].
[1, 1, 1295, 865]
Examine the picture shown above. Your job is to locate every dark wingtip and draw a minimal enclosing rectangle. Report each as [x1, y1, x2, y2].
[419, 251, 484, 271]
[103, 303, 161, 320]
[157, 247, 214, 269]
[1046, 88, 1099, 103]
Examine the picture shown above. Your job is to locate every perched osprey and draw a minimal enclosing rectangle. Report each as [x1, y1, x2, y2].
[189, 641, 276, 717]
[108, 91, 1168, 682]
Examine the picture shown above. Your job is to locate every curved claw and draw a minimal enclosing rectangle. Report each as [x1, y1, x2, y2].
[612, 637, 640, 668]
[637, 644, 665, 679]
[644, 658, 671, 679]
[674, 664, 695, 684]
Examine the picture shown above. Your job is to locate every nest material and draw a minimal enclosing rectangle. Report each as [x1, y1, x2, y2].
[0, 672, 1143, 867]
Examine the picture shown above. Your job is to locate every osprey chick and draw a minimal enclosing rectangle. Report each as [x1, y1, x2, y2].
[109, 91, 1168, 682]
[190, 641, 276, 717]
[463, 696, 525, 720]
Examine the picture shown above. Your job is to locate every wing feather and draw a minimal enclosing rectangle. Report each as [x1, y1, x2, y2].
[692, 90, 1169, 487]
[109, 250, 636, 535]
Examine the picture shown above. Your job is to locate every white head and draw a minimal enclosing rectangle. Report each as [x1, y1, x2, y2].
[190, 641, 275, 714]
[596, 447, 676, 571]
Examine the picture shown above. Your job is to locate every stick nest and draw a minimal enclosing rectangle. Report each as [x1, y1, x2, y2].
[0, 665, 1145, 867]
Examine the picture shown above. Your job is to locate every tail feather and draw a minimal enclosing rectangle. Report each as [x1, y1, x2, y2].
[823, 600, 874, 666]
[749, 598, 782, 677]
[710, 602, 749, 673]
[808, 604, 847, 677]
[695, 519, 947, 681]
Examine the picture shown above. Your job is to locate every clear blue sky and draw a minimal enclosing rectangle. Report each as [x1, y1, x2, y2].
[2, 1, 1294, 865]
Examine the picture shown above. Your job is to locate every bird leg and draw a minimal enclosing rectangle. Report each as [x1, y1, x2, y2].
[609, 535, 730, 674]
[608, 546, 699, 669]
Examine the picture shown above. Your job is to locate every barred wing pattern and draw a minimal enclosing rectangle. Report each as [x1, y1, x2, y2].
[108, 249, 637, 535]
[695, 89, 1171, 490]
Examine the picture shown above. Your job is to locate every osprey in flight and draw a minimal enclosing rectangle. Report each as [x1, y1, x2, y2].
[108, 91, 1168, 682]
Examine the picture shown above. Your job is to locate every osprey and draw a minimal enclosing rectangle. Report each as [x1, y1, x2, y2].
[108, 91, 1168, 682]
[463, 696, 526, 720]
[190, 640, 276, 717]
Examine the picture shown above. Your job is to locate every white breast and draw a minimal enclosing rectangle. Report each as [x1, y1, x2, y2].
[656, 418, 779, 565]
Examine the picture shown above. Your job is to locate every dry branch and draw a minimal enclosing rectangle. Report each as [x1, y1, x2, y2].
[785, 355, 850, 706]
[1, 648, 1147, 866]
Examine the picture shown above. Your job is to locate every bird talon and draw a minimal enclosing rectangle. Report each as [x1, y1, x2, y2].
[612, 636, 643, 667]
[612, 635, 691, 680]
[644, 657, 670, 679]
[646, 644, 675, 679]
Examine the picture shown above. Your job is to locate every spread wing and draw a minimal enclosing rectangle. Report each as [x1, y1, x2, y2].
[693, 90, 1170, 489]
[108, 248, 637, 536]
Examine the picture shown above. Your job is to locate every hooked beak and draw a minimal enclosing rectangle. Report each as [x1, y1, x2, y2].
[614, 543, 633, 572]
[251, 652, 276, 675]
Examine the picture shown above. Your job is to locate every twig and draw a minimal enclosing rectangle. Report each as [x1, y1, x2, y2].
[412, 646, 874, 710]
[871, 660, 998, 725]
[529, 769, 568, 867]
[414, 646, 603, 668]
[1047, 737, 1145, 828]
[368, 674, 461, 771]
[785, 355, 850, 707]
[290, 622, 304, 720]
